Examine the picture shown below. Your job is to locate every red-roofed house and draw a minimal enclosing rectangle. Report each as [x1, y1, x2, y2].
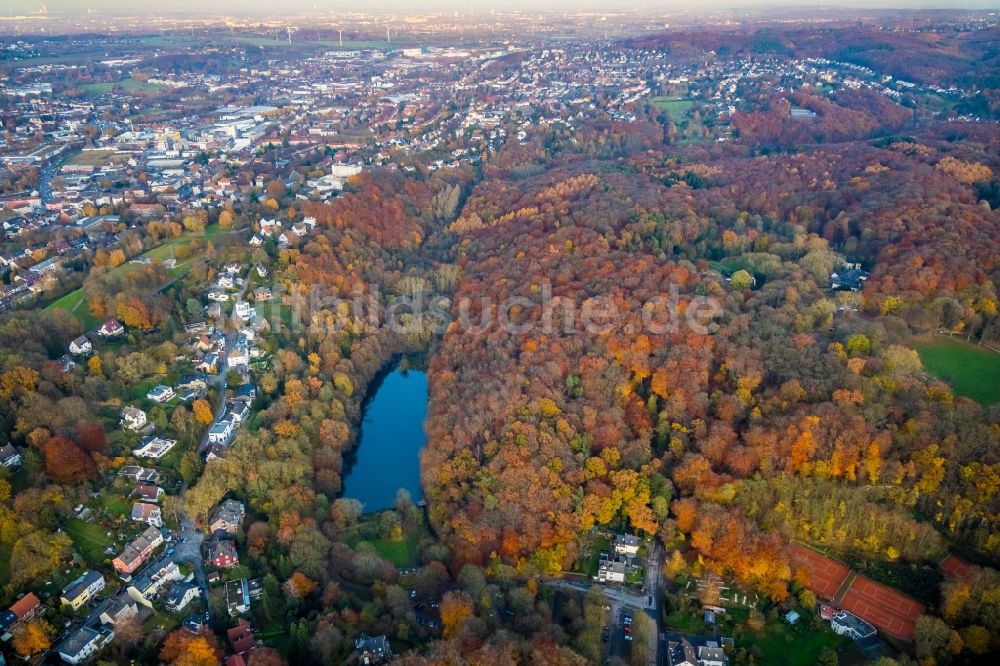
[10, 593, 41, 621]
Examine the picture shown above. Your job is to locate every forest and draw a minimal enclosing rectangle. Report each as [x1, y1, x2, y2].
[0, 25, 998, 666]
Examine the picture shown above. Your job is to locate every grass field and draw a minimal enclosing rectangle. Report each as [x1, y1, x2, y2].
[99, 494, 131, 520]
[914, 336, 1000, 405]
[47, 287, 100, 330]
[65, 517, 114, 565]
[347, 513, 429, 567]
[82, 78, 167, 96]
[66, 149, 115, 167]
[44, 223, 230, 327]
[738, 618, 849, 666]
[649, 96, 695, 115]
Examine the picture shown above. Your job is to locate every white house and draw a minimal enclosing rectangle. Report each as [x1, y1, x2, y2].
[69, 335, 92, 356]
[120, 407, 147, 432]
[227, 345, 249, 368]
[831, 611, 876, 640]
[146, 385, 175, 403]
[131, 435, 177, 459]
[166, 581, 201, 613]
[127, 557, 183, 607]
[597, 560, 625, 583]
[98, 594, 138, 627]
[225, 398, 251, 424]
[259, 218, 281, 234]
[614, 534, 640, 557]
[58, 626, 114, 665]
[97, 319, 124, 337]
[130, 502, 163, 528]
[234, 300, 254, 321]
[208, 419, 235, 446]
[698, 644, 726, 666]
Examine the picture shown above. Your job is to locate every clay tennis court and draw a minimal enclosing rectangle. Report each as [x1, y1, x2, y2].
[788, 542, 851, 600]
[840, 576, 924, 641]
[939, 554, 971, 580]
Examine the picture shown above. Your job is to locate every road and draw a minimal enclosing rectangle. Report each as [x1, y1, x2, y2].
[196, 274, 250, 455]
[175, 512, 210, 609]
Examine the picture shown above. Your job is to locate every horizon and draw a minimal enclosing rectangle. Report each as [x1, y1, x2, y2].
[3, 0, 1000, 16]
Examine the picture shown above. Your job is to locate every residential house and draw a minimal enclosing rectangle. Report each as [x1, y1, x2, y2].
[146, 385, 175, 403]
[205, 303, 223, 319]
[177, 374, 209, 392]
[253, 286, 272, 301]
[254, 263, 268, 278]
[227, 344, 249, 368]
[259, 218, 281, 235]
[134, 484, 164, 503]
[830, 268, 869, 292]
[130, 502, 163, 528]
[57, 625, 114, 665]
[207, 419, 235, 446]
[698, 644, 726, 666]
[205, 443, 229, 461]
[117, 466, 161, 485]
[227, 618, 255, 655]
[209, 499, 246, 535]
[205, 538, 239, 569]
[127, 556, 183, 607]
[831, 611, 876, 640]
[225, 578, 261, 616]
[226, 398, 251, 424]
[60, 571, 106, 611]
[666, 639, 697, 666]
[131, 435, 176, 459]
[355, 633, 391, 665]
[68, 335, 92, 355]
[0, 609, 19, 639]
[120, 407, 147, 432]
[113, 526, 164, 575]
[0, 444, 22, 468]
[614, 534, 640, 557]
[166, 581, 201, 613]
[597, 560, 626, 584]
[277, 230, 299, 247]
[197, 352, 220, 374]
[235, 384, 257, 401]
[234, 300, 254, 321]
[248, 234, 263, 247]
[9, 592, 42, 623]
[97, 319, 125, 337]
[97, 594, 138, 627]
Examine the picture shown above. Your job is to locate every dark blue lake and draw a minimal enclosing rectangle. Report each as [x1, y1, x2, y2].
[341, 367, 428, 512]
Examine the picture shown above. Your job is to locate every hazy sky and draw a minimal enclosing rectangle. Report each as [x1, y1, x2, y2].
[6, 0, 1000, 14]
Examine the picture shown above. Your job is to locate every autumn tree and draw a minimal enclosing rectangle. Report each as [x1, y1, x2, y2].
[160, 628, 222, 666]
[193, 399, 215, 426]
[43, 436, 96, 483]
[12, 619, 52, 657]
[440, 590, 474, 637]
